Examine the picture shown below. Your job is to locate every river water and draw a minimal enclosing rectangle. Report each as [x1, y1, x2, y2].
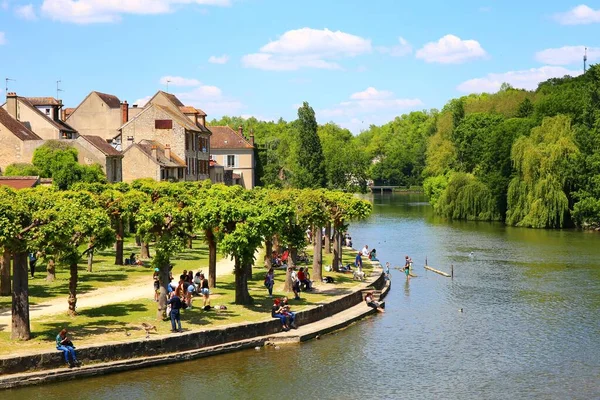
[6, 194, 600, 399]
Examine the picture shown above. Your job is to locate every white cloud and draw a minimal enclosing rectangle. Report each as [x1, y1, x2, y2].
[554, 4, 600, 25]
[457, 66, 583, 93]
[41, 0, 230, 24]
[376, 36, 412, 57]
[242, 27, 371, 71]
[536, 45, 600, 65]
[320, 87, 423, 133]
[15, 4, 36, 20]
[159, 76, 201, 87]
[208, 54, 229, 64]
[416, 34, 487, 64]
[1, 0, 9, 10]
[133, 95, 152, 107]
[0, 32, 5, 45]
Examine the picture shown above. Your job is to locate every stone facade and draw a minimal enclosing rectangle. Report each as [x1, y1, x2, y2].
[66, 91, 125, 141]
[0, 107, 44, 173]
[122, 144, 161, 182]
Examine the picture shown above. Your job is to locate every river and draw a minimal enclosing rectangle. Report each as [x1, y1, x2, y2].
[6, 193, 600, 399]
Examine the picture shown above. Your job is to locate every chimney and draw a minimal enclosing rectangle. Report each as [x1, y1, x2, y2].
[249, 131, 255, 146]
[238, 125, 243, 137]
[61, 109, 66, 121]
[6, 92, 18, 119]
[121, 100, 129, 124]
[151, 145, 158, 160]
[164, 144, 171, 160]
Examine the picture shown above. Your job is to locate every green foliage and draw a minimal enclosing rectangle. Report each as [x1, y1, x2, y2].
[434, 172, 501, 221]
[423, 175, 448, 207]
[3, 163, 40, 177]
[291, 102, 326, 188]
[506, 115, 579, 228]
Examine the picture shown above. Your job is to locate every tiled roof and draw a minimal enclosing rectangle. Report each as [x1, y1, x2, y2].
[64, 108, 75, 119]
[0, 107, 42, 141]
[209, 159, 222, 167]
[25, 97, 61, 106]
[134, 140, 186, 168]
[20, 98, 77, 133]
[179, 106, 198, 114]
[208, 126, 254, 149]
[81, 135, 122, 157]
[161, 91, 184, 107]
[94, 92, 121, 108]
[0, 176, 40, 189]
[195, 108, 207, 117]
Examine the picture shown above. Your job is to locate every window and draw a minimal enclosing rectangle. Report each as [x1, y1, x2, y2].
[155, 120, 173, 129]
[45, 108, 50, 115]
[160, 168, 166, 181]
[178, 168, 184, 179]
[226, 155, 236, 168]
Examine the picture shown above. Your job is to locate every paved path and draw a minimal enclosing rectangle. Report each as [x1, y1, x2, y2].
[0, 257, 236, 329]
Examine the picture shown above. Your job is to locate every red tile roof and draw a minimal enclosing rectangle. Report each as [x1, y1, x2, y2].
[179, 106, 198, 114]
[0, 176, 40, 189]
[64, 108, 75, 119]
[208, 126, 254, 149]
[132, 140, 186, 168]
[0, 107, 42, 141]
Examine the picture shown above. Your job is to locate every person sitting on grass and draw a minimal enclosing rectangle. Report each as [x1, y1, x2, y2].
[361, 245, 370, 257]
[369, 248, 378, 261]
[364, 292, 385, 313]
[281, 296, 297, 329]
[167, 292, 183, 332]
[355, 252, 363, 269]
[56, 328, 80, 368]
[297, 267, 312, 291]
[271, 298, 290, 331]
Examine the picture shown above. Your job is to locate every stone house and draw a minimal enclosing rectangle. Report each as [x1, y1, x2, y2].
[209, 159, 225, 184]
[65, 91, 142, 144]
[0, 107, 44, 174]
[208, 125, 255, 189]
[122, 140, 186, 182]
[71, 135, 123, 182]
[120, 91, 211, 182]
[2, 93, 78, 140]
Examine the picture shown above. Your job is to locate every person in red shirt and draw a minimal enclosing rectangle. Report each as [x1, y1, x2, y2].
[297, 267, 312, 291]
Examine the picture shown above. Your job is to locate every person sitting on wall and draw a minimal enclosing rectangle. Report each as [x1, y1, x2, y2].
[281, 296, 297, 329]
[369, 248, 378, 261]
[271, 298, 290, 331]
[364, 292, 385, 313]
[361, 245, 370, 257]
[56, 328, 80, 368]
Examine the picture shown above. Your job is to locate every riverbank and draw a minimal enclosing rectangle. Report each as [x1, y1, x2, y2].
[0, 263, 389, 390]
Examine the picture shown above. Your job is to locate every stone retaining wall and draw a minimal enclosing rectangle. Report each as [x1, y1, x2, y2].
[0, 270, 385, 376]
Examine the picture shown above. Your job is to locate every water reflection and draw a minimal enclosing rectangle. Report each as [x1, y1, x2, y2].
[8, 193, 600, 400]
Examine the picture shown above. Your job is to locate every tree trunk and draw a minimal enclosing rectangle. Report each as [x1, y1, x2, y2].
[324, 223, 332, 254]
[273, 234, 281, 254]
[46, 259, 56, 282]
[234, 256, 253, 305]
[187, 237, 193, 249]
[115, 219, 124, 265]
[68, 261, 78, 316]
[313, 226, 323, 282]
[333, 228, 341, 272]
[135, 235, 141, 246]
[264, 237, 273, 269]
[1, 250, 11, 296]
[157, 266, 169, 320]
[289, 248, 297, 269]
[12, 251, 30, 340]
[87, 249, 94, 273]
[206, 229, 217, 288]
[141, 242, 150, 259]
[283, 262, 293, 292]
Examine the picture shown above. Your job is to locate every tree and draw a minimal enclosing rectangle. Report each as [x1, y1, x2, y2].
[3, 163, 40, 177]
[506, 115, 579, 228]
[291, 102, 325, 188]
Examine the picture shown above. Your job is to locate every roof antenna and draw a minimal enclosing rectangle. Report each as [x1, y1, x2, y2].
[584, 47, 588, 73]
[56, 80, 63, 100]
[166, 79, 171, 94]
[5, 78, 15, 100]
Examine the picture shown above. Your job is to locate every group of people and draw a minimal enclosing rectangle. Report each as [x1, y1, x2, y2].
[271, 297, 297, 331]
[271, 250, 289, 268]
[125, 252, 143, 266]
[265, 266, 312, 300]
[152, 268, 212, 333]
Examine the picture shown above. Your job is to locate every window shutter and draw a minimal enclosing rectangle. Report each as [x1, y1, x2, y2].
[235, 155, 239, 168]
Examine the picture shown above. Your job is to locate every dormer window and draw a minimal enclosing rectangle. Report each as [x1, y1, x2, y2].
[45, 108, 50, 115]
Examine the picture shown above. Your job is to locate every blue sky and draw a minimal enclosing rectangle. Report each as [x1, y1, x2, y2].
[1, 0, 599, 132]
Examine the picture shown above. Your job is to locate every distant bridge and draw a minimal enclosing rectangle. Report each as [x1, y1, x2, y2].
[369, 185, 400, 193]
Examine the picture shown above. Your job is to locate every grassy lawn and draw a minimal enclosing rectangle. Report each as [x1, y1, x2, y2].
[0, 246, 371, 357]
[0, 236, 210, 313]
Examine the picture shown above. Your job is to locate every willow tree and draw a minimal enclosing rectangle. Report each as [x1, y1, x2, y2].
[506, 115, 579, 228]
[434, 172, 500, 221]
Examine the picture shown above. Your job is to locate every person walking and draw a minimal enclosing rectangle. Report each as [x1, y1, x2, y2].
[264, 267, 275, 297]
[29, 252, 38, 278]
[56, 328, 80, 368]
[167, 292, 183, 332]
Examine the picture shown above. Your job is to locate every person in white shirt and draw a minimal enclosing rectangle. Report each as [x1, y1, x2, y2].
[361, 245, 369, 257]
